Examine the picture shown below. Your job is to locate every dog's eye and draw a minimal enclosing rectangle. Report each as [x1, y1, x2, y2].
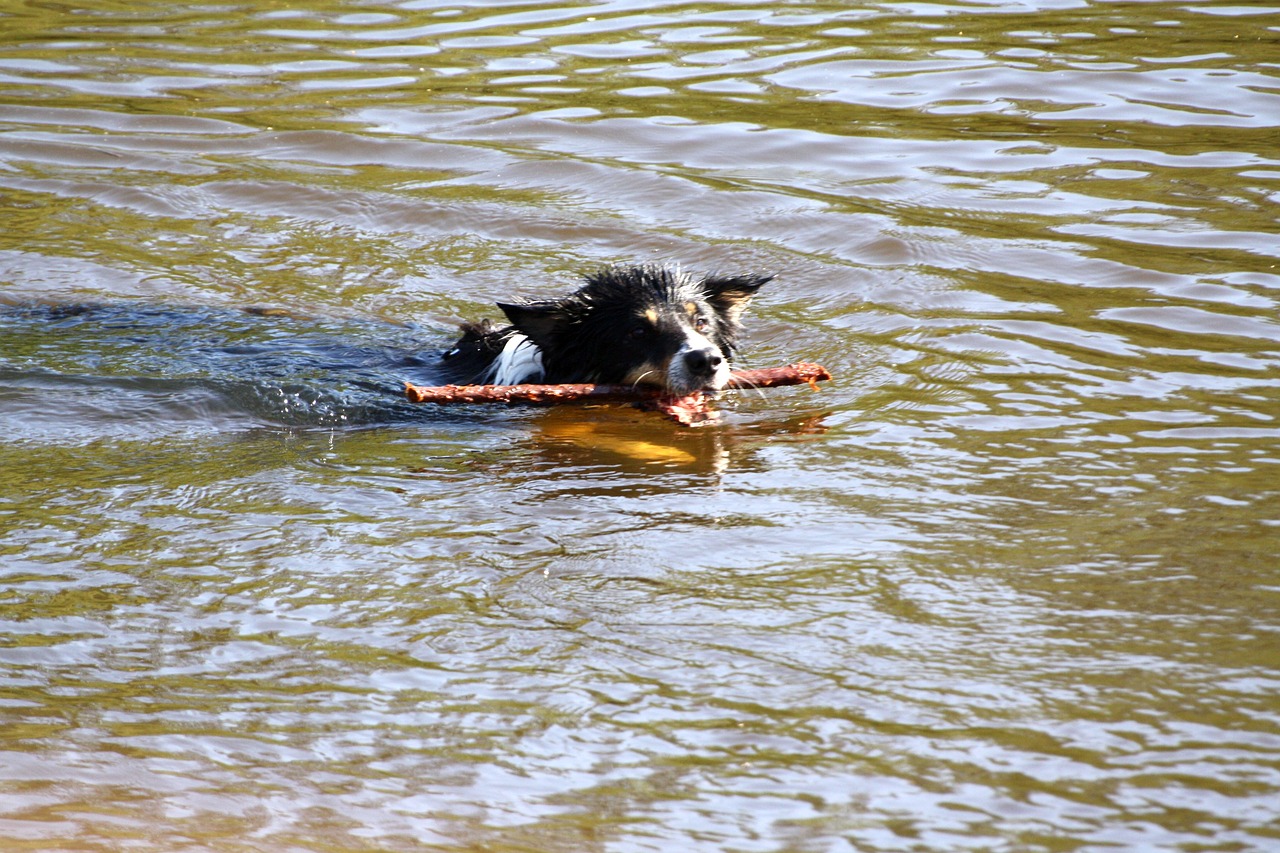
[627, 326, 649, 341]
[694, 316, 711, 333]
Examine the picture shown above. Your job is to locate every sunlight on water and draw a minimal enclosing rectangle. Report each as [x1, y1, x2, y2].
[1, 0, 1278, 850]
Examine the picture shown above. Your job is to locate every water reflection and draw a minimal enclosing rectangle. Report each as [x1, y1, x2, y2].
[2, 0, 1279, 850]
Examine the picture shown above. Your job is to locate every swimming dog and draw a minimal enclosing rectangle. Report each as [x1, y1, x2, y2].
[441, 265, 770, 396]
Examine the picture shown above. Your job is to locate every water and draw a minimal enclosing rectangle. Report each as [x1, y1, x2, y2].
[2, 1, 1278, 850]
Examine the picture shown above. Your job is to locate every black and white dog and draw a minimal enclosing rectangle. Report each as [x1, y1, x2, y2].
[441, 265, 770, 396]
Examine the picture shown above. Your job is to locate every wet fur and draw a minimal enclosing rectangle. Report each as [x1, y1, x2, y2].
[441, 265, 770, 396]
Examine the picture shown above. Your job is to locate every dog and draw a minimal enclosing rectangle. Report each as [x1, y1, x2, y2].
[440, 265, 771, 396]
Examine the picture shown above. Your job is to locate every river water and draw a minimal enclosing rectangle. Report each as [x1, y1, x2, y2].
[1, 2, 1278, 851]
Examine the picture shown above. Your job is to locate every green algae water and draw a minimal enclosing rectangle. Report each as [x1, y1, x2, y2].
[1, 1, 1278, 850]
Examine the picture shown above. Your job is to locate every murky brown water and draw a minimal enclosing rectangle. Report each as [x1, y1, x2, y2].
[2, 1, 1278, 851]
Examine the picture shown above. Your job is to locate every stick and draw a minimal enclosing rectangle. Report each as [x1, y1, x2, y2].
[726, 363, 832, 391]
[403, 362, 832, 405]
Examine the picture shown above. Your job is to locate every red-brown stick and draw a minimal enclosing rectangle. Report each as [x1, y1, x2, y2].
[726, 363, 832, 391]
[403, 362, 831, 405]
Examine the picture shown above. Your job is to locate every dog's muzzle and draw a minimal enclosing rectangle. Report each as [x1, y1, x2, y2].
[683, 347, 724, 378]
[671, 344, 731, 394]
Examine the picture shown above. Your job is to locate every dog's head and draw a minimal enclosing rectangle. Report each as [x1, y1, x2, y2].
[497, 265, 770, 394]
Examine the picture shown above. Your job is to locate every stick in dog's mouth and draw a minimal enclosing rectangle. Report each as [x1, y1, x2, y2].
[403, 362, 832, 426]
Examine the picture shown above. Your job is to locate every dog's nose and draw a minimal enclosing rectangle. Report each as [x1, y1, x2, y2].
[684, 347, 723, 377]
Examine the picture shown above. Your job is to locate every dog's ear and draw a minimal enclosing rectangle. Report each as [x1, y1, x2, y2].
[497, 301, 565, 346]
[704, 273, 772, 324]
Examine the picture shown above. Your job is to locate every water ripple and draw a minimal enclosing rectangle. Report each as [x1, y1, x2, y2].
[2, 0, 1279, 850]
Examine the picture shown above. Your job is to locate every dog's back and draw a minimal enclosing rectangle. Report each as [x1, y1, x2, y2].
[0, 301, 436, 427]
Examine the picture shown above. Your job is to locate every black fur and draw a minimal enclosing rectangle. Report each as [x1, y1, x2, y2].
[442, 264, 770, 394]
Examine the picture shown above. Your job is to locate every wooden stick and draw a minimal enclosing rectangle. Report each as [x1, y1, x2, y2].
[726, 363, 832, 391]
[403, 362, 832, 405]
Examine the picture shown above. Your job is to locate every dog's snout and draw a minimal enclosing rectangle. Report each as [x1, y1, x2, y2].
[684, 347, 723, 377]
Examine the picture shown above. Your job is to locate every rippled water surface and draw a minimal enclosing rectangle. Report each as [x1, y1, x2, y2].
[2, 1, 1279, 850]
